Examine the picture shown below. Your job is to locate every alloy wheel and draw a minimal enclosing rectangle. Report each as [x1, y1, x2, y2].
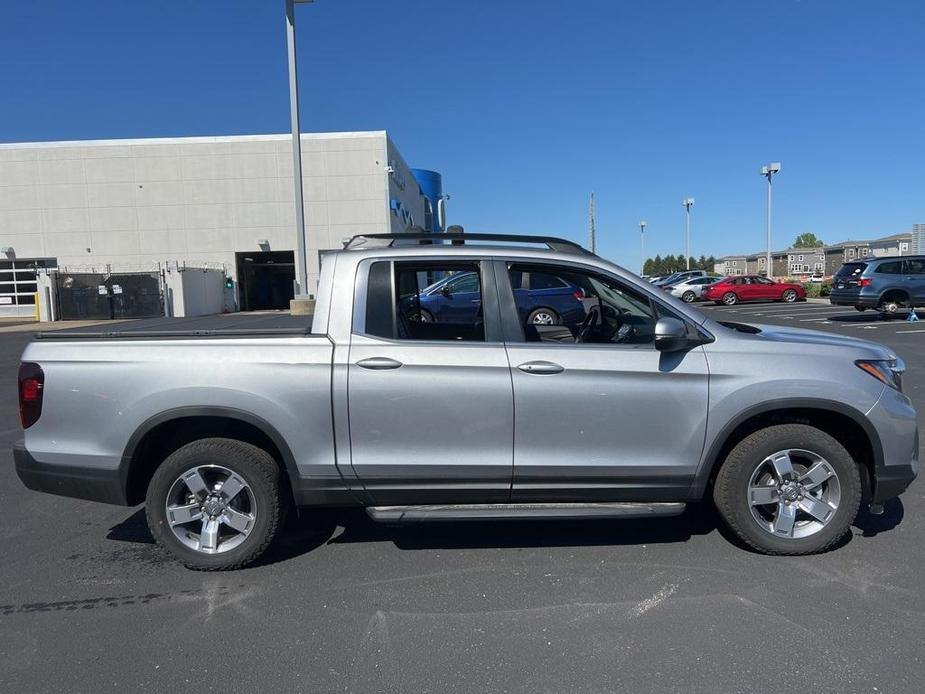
[722, 292, 738, 305]
[165, 465, 257, 554]
[782, 289, 797, 302]
[747, 449, 840, 539]
[531, 311, 556, 325]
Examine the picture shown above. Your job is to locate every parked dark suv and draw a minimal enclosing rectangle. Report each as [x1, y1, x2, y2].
[829, 256, 925, 315]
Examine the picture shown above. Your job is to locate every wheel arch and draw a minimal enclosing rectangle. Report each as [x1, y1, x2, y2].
[692, 399, 882, 502]
[121, 406, 299, 506]
[879, 288, 910, 304]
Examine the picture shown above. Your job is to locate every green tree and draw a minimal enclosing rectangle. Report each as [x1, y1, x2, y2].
[793, 232, 824, 248]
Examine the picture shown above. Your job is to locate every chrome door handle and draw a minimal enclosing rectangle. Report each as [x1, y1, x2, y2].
[471, 299, 481, 303]
[517, 361, 564, 375]
[356, 357, 403, 370]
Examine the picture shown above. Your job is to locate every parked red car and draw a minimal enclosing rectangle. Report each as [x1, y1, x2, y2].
[703, 275, 806, 306]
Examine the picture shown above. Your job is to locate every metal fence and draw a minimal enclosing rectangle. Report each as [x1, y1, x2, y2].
[54, 270, 164, 320]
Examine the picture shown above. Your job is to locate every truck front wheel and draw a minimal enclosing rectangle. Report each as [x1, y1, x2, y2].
[146, 438, 285, 570]
[713, 424, 861, 555]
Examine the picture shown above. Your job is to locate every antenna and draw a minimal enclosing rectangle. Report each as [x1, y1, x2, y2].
[588, 192, 596, 254]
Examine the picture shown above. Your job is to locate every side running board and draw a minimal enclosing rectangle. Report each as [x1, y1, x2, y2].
[366, 502, 686, 522]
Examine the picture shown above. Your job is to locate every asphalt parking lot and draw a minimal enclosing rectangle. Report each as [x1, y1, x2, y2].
[1, 307, 924, 693]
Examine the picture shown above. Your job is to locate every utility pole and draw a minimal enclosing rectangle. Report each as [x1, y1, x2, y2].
[588, 192, 596, 254]
[285, 0, 315, 306]
[682, 198, 695, 270]
[639, 221, 647, 275]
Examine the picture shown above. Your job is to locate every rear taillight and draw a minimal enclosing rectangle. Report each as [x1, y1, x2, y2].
[19, 362, 44, 429]
[858, 278, 872, 287]
[573, 289, 585, 300]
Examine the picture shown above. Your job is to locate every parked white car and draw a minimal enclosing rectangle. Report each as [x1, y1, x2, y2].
[667, 276, 719, 303]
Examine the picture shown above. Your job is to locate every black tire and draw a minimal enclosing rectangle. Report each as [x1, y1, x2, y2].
[527, 307, 559, 325]
[879, 297, 904, 317]
[854, 306, 867, 312]
[681, 290, 696, 303]
[146, 438, 285, 570]
[722, 292, 738, 306]
[713, 424, 861, 555]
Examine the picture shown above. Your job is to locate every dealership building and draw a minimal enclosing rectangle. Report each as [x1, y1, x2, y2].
[0, 131, 445, 316]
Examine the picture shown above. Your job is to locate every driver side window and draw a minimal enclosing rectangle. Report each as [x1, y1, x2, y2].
[507, 263, 657, 345]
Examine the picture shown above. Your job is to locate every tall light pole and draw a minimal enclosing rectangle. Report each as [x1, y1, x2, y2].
[760, 162, 781, 279]
[286, 0, 313, 299]
[588, 192, 596, 254]
[682, 198, 694, 270]
[639, 220, 647, 274]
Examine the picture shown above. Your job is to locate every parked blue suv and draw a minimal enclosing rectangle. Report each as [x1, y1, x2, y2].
[830, 255, 925, 315]
[405, 270, 586, 326]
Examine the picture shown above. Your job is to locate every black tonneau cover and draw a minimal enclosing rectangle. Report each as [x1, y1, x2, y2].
[35, 313, 316, 340]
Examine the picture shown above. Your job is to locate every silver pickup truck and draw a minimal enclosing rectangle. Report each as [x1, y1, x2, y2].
[14, 233, 918, 569]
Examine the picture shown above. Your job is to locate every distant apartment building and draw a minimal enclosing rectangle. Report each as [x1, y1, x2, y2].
[911, 224, 925, 254]
[716, 231, 915, 279]
[713, 255, 746, 275]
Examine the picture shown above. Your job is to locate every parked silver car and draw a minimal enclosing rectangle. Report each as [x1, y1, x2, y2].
[667, 276, 718, 303]
[14, 233, 918, 569]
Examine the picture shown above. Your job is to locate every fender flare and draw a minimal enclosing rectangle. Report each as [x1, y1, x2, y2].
[690, 397, 883, 498]
[120, 405, 300, 487]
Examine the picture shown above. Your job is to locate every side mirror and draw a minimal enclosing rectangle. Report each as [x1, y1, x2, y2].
[440, 287, 453, 298]
[654, 316, 694, 352]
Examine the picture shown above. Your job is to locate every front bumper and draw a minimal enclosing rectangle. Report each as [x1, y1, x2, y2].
[13, 441, 129, 505]
[866, 389, 920, 504]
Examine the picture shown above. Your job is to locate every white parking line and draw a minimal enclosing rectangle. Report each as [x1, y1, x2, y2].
[752, 307, 854, 316]
[896, 329, 925, 334]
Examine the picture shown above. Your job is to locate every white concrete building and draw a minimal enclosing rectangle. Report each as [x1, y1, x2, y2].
[0, 131, 442, 315]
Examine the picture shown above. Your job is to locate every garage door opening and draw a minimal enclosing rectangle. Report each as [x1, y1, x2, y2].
[236, 251, 295, 311]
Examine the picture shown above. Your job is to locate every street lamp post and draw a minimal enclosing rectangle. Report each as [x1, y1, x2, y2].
[760, 162, 781, 280]
[639, 221, 647, 275]
[286, 0, 313, 300]
[682, 198, 694, 270]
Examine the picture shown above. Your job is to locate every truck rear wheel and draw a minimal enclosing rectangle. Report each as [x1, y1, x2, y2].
[713, 424, 860, 555]
[146, 438, 285, 570]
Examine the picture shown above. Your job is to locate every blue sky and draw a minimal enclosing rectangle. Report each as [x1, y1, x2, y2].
[2, 0, 923, 265]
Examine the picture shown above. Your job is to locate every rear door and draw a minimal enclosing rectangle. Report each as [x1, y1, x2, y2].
[497, 260, 709, 501]
[346, 258, 514, 504]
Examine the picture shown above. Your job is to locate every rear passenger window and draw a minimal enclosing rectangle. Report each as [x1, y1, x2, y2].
[528, 272, 567, 290]
[875, 261, 903, 275]
[363, 261, 485, 342]
[904, 259, 925, 274]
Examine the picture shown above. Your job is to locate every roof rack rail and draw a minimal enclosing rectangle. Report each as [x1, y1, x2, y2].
[342, 232, 593, 256]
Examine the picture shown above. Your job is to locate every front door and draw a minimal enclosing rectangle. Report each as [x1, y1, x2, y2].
[346, 259, 514, 504]
[902, 258, 925, 305]
[497, 261, 710, 501]
[438, 271, 482, 322]
[752, 276, 779, 300]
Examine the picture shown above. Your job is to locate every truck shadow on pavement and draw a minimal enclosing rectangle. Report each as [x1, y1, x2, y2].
[106, 497, 904, 567]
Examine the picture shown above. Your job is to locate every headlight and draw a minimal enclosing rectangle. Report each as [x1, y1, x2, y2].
[856, 357, 905, 391]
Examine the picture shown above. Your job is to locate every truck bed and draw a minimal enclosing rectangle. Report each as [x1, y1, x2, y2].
[35, 312, 317, 340]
